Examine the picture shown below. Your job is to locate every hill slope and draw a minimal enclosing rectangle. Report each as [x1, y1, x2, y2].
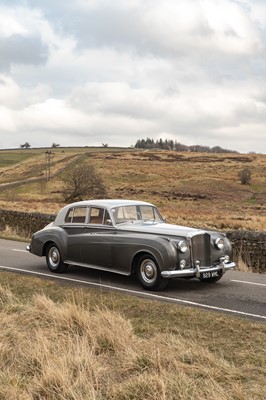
[0, 147, 265, 231]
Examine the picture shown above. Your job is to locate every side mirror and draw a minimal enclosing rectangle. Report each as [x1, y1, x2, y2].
[106, 219, 113, 226]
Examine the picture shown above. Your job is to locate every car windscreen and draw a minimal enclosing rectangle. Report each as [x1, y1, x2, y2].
[111, 205, 163, 224]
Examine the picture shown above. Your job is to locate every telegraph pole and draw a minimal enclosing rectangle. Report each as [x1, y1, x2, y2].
[45, 150, 52, 181]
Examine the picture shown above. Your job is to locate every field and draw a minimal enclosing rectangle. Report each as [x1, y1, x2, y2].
[0, 147, 265, 231]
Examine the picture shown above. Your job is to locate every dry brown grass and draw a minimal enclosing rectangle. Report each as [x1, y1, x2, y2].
[0, 281, 265, 400]
[0, 151, 80, 185]
[236, 256, 254, 273]
[0, 148, 265, 230]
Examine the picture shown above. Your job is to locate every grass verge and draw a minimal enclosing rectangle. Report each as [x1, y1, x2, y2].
[0, 271, 265, 400]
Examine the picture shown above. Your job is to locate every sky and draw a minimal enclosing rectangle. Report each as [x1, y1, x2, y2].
[0, 0, 266, 153]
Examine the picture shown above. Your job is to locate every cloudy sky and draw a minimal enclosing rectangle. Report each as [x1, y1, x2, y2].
[0, 0, 266, 153]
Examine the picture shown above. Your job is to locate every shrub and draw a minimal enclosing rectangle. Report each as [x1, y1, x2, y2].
[239, 168, 251, 185]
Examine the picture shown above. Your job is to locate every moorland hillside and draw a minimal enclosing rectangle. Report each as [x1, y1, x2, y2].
[0, 147, 265, 231]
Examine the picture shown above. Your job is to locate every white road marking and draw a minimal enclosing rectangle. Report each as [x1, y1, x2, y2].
[231, 279, 266, 287]
[12, 249, 28, 253]
[0, 265, 265, 321]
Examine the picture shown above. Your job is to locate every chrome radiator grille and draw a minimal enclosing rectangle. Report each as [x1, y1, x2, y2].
[191, 233, 211, 267]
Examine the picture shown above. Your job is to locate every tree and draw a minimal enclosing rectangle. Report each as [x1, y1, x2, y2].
[134, 137, 238, 153]
[20, 142, 31, 149]
[62, 163, 107, 202]
[51, 143, 60, 148]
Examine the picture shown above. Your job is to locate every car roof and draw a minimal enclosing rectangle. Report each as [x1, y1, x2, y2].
[54, 199, 156, 225]
[66, 199, 154, 209]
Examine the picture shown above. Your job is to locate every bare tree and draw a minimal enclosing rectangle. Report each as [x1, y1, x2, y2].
[51, 143, 60, 148]
[62, 163, 107, 202]
[20, 142, 31, 149]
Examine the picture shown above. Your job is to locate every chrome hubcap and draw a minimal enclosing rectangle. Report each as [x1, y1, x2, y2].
[140, 259, 157, 284]
[145, 264, 154, 278]
[49, 247, 59, 267]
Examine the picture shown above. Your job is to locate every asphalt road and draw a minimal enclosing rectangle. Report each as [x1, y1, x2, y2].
[0, 238, 265, 322]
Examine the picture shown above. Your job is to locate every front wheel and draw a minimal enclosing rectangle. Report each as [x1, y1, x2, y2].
[137, 255, 168, 291]
[46, 244, 68, 273]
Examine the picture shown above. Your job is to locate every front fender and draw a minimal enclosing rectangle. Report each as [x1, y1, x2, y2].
[112, 233, 178, 274]
[134, 236, 177, 269]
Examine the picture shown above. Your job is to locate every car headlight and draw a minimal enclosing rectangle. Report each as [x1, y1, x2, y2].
[180, 259, 186, 269]
[178, 240, 189, 253]
[215, 237, 225, 250]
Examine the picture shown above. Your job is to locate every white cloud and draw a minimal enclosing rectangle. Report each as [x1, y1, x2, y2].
[0, 6, 28, 37]
[0, 107, 17, 133]
[0, 75, 21, 108]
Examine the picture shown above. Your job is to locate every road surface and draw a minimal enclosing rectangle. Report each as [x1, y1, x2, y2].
[0, 238, 265, 322]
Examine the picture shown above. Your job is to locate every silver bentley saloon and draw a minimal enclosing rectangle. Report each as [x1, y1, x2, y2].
[27, 199, 236, 290]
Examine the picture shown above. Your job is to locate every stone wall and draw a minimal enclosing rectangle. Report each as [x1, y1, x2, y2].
[0, 209, 55, 238]
[0, 209, 265, 273]
[227, 230, 266, 273]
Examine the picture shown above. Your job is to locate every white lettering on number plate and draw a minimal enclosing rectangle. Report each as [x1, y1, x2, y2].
[202, 271, 219, 279]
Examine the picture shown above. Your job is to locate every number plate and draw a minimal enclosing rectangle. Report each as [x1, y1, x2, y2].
[200, 270, 220, 279]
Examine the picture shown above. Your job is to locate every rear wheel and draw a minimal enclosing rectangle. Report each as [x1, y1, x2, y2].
[137, 255, 168, 291]
[46, 244, 68, 273]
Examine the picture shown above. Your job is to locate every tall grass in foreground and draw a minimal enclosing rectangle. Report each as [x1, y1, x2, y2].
[0, 284, 264, 400]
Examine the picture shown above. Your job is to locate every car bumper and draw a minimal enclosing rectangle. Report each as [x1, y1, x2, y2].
[161, 261, 236, 279]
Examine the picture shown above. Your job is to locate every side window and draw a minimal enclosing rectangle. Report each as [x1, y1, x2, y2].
[65, 208, 74, 223]
[88, 208, 111, 225]
[72, 207, 87, 223]
[89, 207, 104, 224]
[65, 207, 87, 224]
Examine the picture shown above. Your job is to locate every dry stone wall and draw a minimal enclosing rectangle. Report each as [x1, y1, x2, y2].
[0, 209, 265, 273]
[227, 230, 266, 273]
[0, 209, 55, 238]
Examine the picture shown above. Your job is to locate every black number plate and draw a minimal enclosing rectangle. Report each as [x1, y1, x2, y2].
[200, 270, 221, 280]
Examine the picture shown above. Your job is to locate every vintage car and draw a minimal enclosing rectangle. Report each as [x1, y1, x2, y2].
[27, 199, 236, 290]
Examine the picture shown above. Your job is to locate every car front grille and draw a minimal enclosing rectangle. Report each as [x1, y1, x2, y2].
[190, 233, 211, 268]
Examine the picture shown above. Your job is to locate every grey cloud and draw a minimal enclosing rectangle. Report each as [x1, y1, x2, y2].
[0, 34, 49, 71]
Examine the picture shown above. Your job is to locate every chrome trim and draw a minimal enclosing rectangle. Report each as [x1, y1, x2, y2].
[215, 237, 225, 250]
[66, 260, 131, 276]
[187, 230, 206, 239]
[161, 261, 236, 279]
[177, 240, 189, 253]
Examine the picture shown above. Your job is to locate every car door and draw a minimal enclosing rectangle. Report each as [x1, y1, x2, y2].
[79, 207, 116, 268]
[63, 206, 88, 262]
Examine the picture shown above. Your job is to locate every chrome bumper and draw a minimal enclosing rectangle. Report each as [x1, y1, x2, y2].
[161, 261, 236, 279]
